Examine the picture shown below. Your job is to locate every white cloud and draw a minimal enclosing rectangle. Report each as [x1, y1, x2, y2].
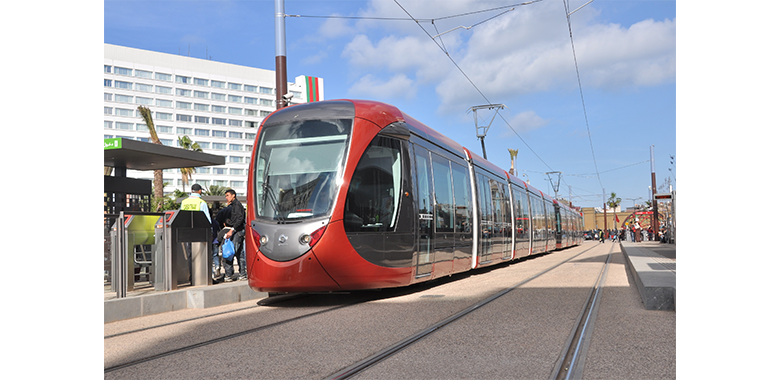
[347, 73, 416, 100]
[337, 1, 675, 115]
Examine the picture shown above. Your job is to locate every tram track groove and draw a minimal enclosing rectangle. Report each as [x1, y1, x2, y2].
[104, 293, 309, 340]
[550, 241, 615, 380]
[104, 301, 356, 374]
[324, 244, 602, 380]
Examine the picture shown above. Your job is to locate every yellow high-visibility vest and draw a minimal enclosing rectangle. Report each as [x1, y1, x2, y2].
[181, 196, 206, 211]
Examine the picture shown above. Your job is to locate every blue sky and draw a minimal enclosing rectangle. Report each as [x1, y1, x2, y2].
[104, 0, 676, 209]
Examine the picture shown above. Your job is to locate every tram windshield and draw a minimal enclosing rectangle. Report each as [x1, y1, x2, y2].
[254, 118, 352, 221]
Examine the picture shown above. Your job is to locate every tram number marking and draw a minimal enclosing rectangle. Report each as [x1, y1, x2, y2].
[419, 214, 433, 221]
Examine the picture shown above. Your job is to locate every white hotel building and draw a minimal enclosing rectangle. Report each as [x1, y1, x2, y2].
[104, 43, 324, 196]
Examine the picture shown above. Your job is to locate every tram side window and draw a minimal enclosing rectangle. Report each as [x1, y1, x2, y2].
[344, 136, 402, 232]
[431, 154, 454, 232]
[451, 163, 472, 236]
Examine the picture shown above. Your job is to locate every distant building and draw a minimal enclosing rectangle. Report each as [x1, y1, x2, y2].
[104, 43, 324, 196]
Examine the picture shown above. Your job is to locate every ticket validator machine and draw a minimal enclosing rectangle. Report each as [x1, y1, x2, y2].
[154, 210, 212, 291]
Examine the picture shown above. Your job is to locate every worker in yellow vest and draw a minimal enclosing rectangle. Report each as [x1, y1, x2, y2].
[180, 184, 211, 223]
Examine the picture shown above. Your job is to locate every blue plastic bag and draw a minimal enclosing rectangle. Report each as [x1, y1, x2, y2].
[222, 238, 235, 260]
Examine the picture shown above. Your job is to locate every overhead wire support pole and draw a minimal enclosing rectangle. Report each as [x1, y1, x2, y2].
[566, 0, 594, 17]
[274, 0, 288, 110]
[468, 104, 507, 160]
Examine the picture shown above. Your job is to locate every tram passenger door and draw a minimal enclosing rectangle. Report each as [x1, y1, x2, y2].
[414, 147, 434, 277]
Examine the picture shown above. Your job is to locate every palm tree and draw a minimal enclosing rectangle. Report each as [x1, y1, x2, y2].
[508, 149, 518, 175]
[138, 105, 164, 210]
[177, 135, 203, 192]
[607, 192, 622, 230]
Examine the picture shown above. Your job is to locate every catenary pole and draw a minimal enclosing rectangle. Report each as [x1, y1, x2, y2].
[650, 145, 659, 241]
[274, 0, 288, 109]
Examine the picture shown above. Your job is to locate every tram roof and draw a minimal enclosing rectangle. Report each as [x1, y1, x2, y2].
[104, 138, 225, 171]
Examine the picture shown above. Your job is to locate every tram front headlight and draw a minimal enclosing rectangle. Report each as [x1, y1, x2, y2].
[300, 225, 327, 247]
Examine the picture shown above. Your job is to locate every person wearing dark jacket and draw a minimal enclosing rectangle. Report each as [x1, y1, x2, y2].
[222, 189, 246, 281]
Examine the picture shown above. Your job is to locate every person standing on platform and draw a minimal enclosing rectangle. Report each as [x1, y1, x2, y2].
[180, 184, 211, 223]
[222, 189, 246, 282]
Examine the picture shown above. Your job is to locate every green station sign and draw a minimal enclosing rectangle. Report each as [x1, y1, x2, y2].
[104, 138, 122, 150]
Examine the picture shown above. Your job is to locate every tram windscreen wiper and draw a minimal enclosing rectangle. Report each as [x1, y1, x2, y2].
[261, 179, 287, 224]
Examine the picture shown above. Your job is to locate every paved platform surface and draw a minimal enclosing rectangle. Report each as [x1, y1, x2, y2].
[104, 241, 675, 322]
[620, 240, 676, 310]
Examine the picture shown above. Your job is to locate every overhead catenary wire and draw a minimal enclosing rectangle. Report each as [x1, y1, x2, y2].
[290, 0, 608, 203]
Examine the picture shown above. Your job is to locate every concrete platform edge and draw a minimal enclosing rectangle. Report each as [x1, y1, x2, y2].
[105, 282, 268, 323]
[620, 242, 676, 311]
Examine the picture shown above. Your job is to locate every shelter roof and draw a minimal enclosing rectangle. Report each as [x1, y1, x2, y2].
[104, 138, 224, 171]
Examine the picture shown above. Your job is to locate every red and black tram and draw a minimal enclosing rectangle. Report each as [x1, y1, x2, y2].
[245, 100, 582, 293]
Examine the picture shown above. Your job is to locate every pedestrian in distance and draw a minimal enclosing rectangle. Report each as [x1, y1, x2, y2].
[222, 189, 246, 282]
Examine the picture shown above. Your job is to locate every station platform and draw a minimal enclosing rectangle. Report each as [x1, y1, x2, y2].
[620, 240, 676, 310]
[104, 241, 676, 323]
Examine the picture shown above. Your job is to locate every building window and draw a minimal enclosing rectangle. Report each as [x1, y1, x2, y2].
[244, 85, 257, 92]
[228, 95, 242, 103]
[211, 80, 225, 88]
[194, 90, 208, 99]
[177, 127, 192, 136]
[135, 70, 153, 79]
[160, 139, 174, 146]
[157, 126, 173, 134]
[156, 112, 173, 120]
[245, 109, 257, 116]
[176, 75, 191, 84]
[259, 111, 271, 118]
[114, 67, 132, 76]
[229, 119, 242, 127]
[156, 99, 173, 108]
[229, 144, 243, 151]
[115, 94, 133, 103]
[195, 128, 209, 136]
[116, 122, 134, 130]
[176, 114, 192, 122]
[194, 116, 209, 124]
[104, 65, 112, 73]
[212, 105, 226, 113]
[213, 143, 227, 150]
[194, 103, 208, 111]
[136, 83, 153, 92]
[104, 107, 113, 115]
[135, 97, 153, 105]
[245, 121, 258, 128]
[155, 72, 172, 81]
[228, 107, 242, 115]
[228, 83, 241, 90]
[194, 78, 208, 86]
[244, 97, 257, 104]
[260, 99, 273, 107]
[229, 157, 243, 164]
[260, 87, 273, 95]
[115, 108, 133, 117]
[104, 79, 112, 87]
[114, 80, 132, 89]
[176, 101, 192, 110]
[212, 118, 226, 125]
[176, 88, 191, 97]
[211, 93, 226, 101]
[196, 141, 210, 149]
[230, 181, 245, 188]
[156, 86, 172, 94]
[104, 121, 113, 129]
[214, 168, 227, 175]
[245, 133, 256, 140]
[212, 130, 226, 138]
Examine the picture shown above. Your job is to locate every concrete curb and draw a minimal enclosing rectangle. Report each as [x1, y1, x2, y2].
[104, 282, 268, 323]
[620, 242, 676, 310]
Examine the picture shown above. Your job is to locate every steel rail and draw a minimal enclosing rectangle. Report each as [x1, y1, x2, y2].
[325, 244, 600, 380]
